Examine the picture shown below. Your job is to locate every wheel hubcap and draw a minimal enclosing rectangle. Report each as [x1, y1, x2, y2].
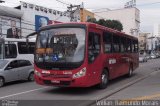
[30, 74, 34, 81]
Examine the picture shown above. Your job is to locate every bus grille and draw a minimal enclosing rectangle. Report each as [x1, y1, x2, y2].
[43, 80, 71, 86]
[42, 74, 71, 78]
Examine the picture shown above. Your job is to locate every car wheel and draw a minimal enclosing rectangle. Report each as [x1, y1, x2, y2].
[0, 77, 4, 87]
[98, 70, 109, 89]
[28, 73, 34, 81]
[126, 65, 133, 77]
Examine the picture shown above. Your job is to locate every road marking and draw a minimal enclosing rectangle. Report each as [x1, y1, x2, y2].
[0, 87, 48, 99]
[120, 93, 160, 102]
[130, 93, 160, 100]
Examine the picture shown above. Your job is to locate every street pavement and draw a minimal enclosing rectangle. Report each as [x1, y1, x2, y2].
[0, 58, 160, 106]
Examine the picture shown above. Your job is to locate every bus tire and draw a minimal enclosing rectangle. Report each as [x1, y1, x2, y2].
[98, 69, 109, 89]
[0, 77, 4, 87]
[28, 72, 34, 81]
[126, 65, 133, 77]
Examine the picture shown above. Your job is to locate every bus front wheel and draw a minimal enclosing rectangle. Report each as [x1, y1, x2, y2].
[98, 70, 109, 89]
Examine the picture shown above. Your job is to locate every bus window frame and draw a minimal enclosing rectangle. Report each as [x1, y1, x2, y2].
[103, 32, 113, 54]
[5, 44, 17, 58]
[88, 32, 101, 64]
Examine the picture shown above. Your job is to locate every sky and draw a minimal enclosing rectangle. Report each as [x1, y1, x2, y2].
[1, 0, 160, 33]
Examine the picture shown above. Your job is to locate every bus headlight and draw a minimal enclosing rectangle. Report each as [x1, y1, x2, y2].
[34, 70, 41, 77]
[73, 67, 86, 79]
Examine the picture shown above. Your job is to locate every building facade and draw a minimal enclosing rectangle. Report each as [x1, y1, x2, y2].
[0, 1, 81, 38]
[94, 7, 140, 37]
[154, 24, 160, 37]
[138, 33, 149, 52]
[80, 8, 94, 22]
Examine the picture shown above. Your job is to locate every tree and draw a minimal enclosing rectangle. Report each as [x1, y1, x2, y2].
[87, 18, 97, 24]
[87, 18, 123, 32]
[97, 19, 106, 27]
[110, 20, 123, 31]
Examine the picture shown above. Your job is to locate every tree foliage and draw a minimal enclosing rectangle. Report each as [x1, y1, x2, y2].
[87, 18, 123, 31]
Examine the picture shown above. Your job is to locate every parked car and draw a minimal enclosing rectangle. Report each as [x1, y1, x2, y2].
[150, 54, 157, 59]
[146, 55, 150, 60]
[0, 59, 34, 87]
[139, 55, 148, 62]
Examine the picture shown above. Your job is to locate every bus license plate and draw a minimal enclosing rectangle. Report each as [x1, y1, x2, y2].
[51, 80, 60, 83]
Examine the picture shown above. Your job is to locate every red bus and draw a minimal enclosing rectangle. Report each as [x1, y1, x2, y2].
[34, 22, 139, 89]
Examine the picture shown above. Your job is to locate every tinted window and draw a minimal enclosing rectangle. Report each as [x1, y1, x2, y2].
[18, 42, 35, 54]
[133, 40, 138, 53]
[19, 60, 32, 67]
[120, 37, 126, 53]
[88, 32, 101, 63]
[5, 44, 17, 58]
[103, 32, 112, 53]
[112, 35, 120, 53]
[7, 60, 18, 69]
[126, 38, 132, 52]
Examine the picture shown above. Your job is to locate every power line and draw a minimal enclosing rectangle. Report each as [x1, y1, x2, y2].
[56, 0, 70, 6]
[137, 2, 160, 7]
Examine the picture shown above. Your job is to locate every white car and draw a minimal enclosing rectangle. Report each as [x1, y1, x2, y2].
[150, 54, 156, 59]
[139, 55, 147, 62]
[0, 59, 34, 87]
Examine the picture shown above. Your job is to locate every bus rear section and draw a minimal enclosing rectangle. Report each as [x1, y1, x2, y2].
[34, 23, 139, 88]
[0, 38, 35, 61]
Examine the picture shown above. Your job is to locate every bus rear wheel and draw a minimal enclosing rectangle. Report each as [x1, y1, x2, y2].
[126, 65, 133, 77]
[98, 70, 109, 89]
[0, 77, 4, 87]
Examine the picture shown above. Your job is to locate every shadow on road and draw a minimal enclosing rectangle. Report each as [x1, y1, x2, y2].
[42, 73, 137, 95]
[3, 80, 33, 87]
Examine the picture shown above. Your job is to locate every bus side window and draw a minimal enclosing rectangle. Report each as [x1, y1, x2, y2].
[134, 40, 138, 53]
[5, 44, 17, 58]
[103, 32, 112, 53]
[18, 42, 35, 54]
[126, 38, 132, 53]
[28, 42, 35, 54]
[120, 37, 126, 53]
[112, 34, 120, 53]
[88, 32, 100, 63]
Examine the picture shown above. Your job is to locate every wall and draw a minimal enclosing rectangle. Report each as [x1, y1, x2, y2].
[20, 1, 73, 37]
[80, 9, 94, 22]
[94, 7, 140, 37]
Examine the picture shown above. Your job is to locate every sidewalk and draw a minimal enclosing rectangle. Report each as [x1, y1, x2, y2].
[107, 70, 160, 100]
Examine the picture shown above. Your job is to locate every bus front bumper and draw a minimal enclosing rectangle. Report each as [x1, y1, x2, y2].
[34, 74, 90, 87]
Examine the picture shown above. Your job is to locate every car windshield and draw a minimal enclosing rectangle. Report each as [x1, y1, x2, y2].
[35, 27, 86, 63]
[0, 60, 9, 69]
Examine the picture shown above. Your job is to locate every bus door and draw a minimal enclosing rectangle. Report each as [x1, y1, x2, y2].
[120, 37, 130, 75]
[88, 31, 102, 84]
[111, 34, 122, 78]
[103, 32, 118, 79]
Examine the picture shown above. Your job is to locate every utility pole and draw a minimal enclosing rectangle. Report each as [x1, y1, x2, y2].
[67, 4, 80, 22]
[55, 0, 82, 22]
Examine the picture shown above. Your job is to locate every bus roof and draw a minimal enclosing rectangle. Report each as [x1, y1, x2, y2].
[39, 22, 138, 40]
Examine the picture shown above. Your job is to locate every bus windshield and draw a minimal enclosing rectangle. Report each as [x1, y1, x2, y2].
[35, 28, 86, 64]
